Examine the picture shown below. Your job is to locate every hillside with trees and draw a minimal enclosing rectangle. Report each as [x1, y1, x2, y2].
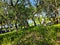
[0, 0, 60, 45]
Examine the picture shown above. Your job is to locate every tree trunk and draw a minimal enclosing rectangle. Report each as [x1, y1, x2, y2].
[15, 22, 18, 32]
[25, 20, 29, 28]
[0, 22, 2, 33]
[32, 18, 36, 26]
[38, 17, 41, 24]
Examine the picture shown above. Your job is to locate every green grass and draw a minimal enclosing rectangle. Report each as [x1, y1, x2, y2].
[0, 25, 57, 45]
[1, 24, 60, 45]
[53, 24, 60, 45]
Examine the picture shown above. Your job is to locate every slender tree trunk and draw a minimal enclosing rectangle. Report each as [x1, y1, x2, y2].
[25, 20, 29, 28]
[0, 22, 2, 33]
[32, 18, 36, 26]
[15, 23, 18, 31]
[38, 17, 41, 24]
[15, 21, 18, 32]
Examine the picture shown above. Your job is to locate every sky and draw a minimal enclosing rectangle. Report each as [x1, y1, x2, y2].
[30, 0, 36, 6]
[1, 0, 35, 6]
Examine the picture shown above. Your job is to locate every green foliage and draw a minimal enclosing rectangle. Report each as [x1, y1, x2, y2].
[0, 25, 57, 45]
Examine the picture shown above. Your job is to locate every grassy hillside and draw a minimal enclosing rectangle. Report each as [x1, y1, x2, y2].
[0, 25, 57, 45]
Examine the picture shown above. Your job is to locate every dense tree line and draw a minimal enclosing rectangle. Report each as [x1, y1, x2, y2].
[0, 0, 60, 32]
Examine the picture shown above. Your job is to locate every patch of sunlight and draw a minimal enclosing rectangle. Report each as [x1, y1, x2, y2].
[27, 19, 34, 26]
[53, 24, 60, 27]
[57, 32, 60, 37]
[2, 42, 12, 45]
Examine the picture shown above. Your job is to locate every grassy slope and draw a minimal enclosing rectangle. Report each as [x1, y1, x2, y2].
[1, 23, 60, 45]
[52, 24, 60, 45]
[0, 25, 57, 45]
